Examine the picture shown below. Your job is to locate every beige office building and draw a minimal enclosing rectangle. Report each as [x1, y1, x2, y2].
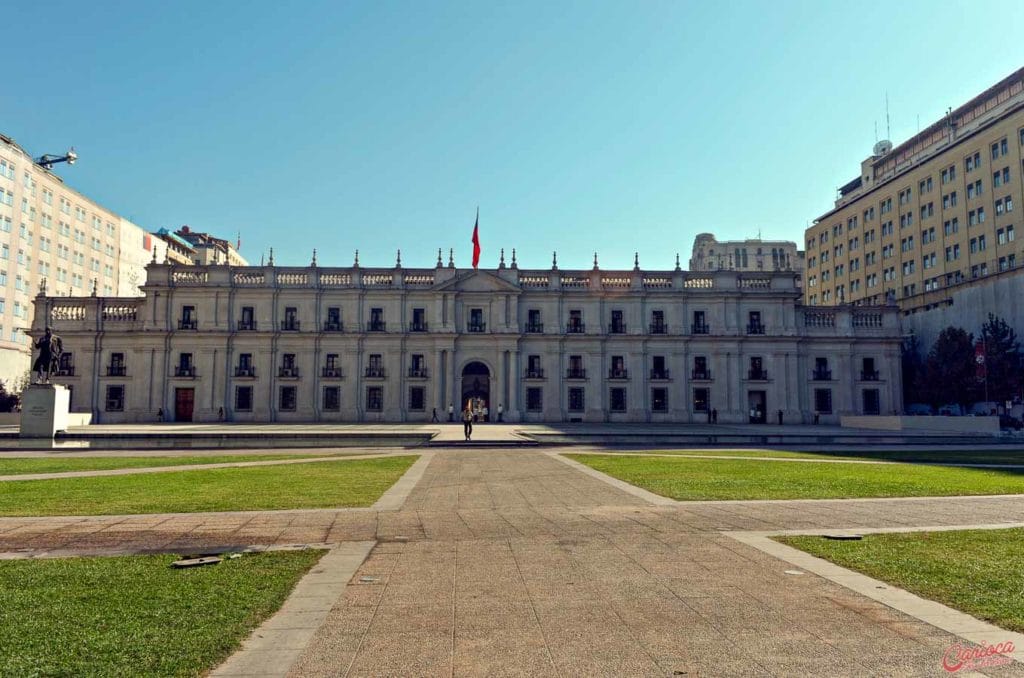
[805, 67, 1024, 310]
[0, 133, 166, 388]
[690, 233, 804, 277]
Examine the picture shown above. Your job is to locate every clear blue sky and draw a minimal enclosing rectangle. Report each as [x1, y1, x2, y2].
[5, 0, 1024, 270]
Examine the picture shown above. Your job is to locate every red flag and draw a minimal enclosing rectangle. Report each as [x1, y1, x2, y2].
[471, 209, 481, 269]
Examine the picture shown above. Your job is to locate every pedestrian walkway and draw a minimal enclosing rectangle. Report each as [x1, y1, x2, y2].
[1, 449, 1022, 676]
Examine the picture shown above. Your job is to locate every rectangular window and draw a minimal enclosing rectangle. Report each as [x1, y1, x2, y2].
[692, 387, 709, 413]
[366, 386, 383, 411]
[235, 386, 253, 411]
[567, 387, 585, 412]
[651, 388, 668, 412]
[862, 389, 880, 415]
[609, 388, 627, 412]
[105, 385, 125, 411]
[526, 388, 543, 412]
[279, 386, 297, 411]
[408, 386, 425, 411]
[814, 388, 833, 415]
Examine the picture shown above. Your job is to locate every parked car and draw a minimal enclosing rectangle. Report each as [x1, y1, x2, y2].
[970, 401, 1000, 416]
[937, 404, 964, 416]
[906, 403, 934, 416]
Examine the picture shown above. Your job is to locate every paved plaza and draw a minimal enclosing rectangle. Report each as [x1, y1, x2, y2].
[2, 446, 1024, 676]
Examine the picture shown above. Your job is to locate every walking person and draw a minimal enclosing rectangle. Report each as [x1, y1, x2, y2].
[431, 407, 439, 422]
[497, 403, 504, 422]
[462, 406, 474, 441]
[448, 403, 454, 422]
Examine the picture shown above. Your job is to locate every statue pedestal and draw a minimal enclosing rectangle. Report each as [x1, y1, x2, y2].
[20, 385, 71, 438]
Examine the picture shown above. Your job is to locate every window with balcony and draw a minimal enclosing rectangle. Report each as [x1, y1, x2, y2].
[324, 386, 340, 411]
[236, 353, 255, 377]
[179, 305, 197, 330]
[366, 354, 385, 378]
[567, 310, 584, 334]
[324, 307, 342, 331]
[279, 386, 297, 411]
[368, 308, 385, 332]
[409, 354, 428, 378]
[280, 353, 299, 378]
[748, 356, 767, 380]
[235, 386, 253, 411]
[105, 385, 124, 411]
[238, 306, 256, 330]
[176, 353, 195, 377]
[609, 310, 625, 334]
[649, 310, 666, 334]
[567, 355, 586, 379]
[468, 308, 486, 332]
[526, 309, 543, 333]
[281, 307, 299, 331]
[609, 356, 627, 379]
[747, 311, 764, 334]
[650, 356, 669, 380]
[323, 353, 342, 378]
[525, 355, 544, 379]
[692, 356, 710, 380]
[409, 308, 427, 332]
[567, 388, 585, 412]
[692, 310, 708, 334]
[812, 357, 831, 381]
[107, 352, 126, 376]
[861, 357, 879, 381]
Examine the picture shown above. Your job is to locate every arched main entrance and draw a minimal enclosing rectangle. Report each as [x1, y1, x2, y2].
[461, 361, 490, 419]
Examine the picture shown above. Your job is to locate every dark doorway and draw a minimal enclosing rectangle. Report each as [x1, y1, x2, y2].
[747, 390, 766, 423]
[175, 388, 195, 422]
[461, 361, 490, 419]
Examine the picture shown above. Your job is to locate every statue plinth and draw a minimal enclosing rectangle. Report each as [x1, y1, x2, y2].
[20, 385, 70, 438]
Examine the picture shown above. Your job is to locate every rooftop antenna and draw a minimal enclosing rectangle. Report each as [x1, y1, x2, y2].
[35, 146, 77, 170]
[885, 91, 891, 139]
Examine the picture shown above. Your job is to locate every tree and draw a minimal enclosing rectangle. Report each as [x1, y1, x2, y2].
[0, 381, 18, 413]
[979, 314, 1022, 403]
[901, 334, 926, 405]
[922, 326, 976, 409]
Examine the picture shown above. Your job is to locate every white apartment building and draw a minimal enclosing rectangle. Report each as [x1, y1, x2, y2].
[35, 258, 903, 424]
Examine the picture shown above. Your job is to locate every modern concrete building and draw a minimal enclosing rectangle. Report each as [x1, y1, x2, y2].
[0, 133, 166, 388]
[805, 67, 1024, 310]
[689, 233, 804, 278]
[34, 257, 903, 424]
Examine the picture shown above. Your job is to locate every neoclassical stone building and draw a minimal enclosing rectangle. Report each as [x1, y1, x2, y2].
[33, 257, 903, 424]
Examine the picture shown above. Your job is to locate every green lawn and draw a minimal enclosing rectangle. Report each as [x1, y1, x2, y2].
[624, 448, 1024, 465]
[0, 455, 417, 516]
[566, 453, 1024, 500]
[0, 550, 322, 677]
[779, 529, 1024, 633]
[0, 454, 328, 475]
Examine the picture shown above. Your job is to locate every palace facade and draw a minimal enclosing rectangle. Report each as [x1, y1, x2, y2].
[33, 258, 903, 424]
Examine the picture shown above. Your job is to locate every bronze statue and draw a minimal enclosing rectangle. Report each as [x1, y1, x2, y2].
[32, 327, 63, 384]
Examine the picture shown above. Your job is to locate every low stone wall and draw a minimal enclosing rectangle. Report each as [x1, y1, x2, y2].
[0, 412, 19, 426]
[841, 415, 1000, 435]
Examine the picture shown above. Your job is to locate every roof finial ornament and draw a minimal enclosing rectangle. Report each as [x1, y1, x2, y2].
[39, 277, 47, 296]
[552, 251, 558, 271]
[268, 247, 275, 266]
[511, 248, 518, 269]
[311, 248, 317, 267]
[91, 278, 98, 297]
[151, 246, 158, 264]
[396, 249, 402, 268]
[499, 248, 506, 269]
[353, 249, 359, 268]
[675, 253, 681, 271]
[593, 252, 599, 270]
[633, 252, 640, 271]
[448, 248, 455, 268]
[437, 248, 443, 268]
